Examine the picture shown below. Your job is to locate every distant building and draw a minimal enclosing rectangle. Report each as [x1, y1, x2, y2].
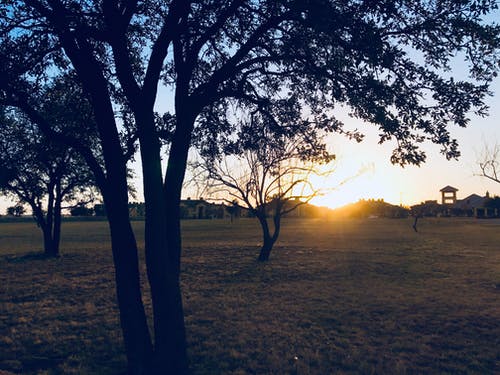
[411, 200, 442, 217]
[179, 198, 233, 219]
[440, 185, 458, 205]
[412, 187, 498, 218]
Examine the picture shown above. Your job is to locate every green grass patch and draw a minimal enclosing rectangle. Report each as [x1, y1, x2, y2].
[1, 217, 499, 374]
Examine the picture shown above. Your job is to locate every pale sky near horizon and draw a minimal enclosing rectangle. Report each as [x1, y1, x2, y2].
[1, 9, 499, 214]
[309, 74, 500, 209]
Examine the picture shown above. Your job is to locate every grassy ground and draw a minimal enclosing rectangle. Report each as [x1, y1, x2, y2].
[0, 217, 499, 374]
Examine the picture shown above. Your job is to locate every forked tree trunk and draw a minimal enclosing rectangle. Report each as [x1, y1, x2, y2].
[137, 106, 189, 374]
[42, 188, 63, 257]
[31, 203, 58, 257]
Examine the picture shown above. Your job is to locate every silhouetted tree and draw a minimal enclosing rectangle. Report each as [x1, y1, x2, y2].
[6, 205, 25, 217]
[1, 1, 499, 373]
[70, 203, 94, 217]
[0, 106, 96, 257]
[195, 115, 335, 261]
[225, 200, 241, 223]
[478, 143, 500, 183]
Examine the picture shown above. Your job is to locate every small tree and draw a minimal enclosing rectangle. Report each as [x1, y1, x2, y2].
[6, 205, 25, 217]
[70, 203, 94, 217]
[225, 200, 241, 223]
[0, 106, 96, 257]
[478, 143, 500, 183]
[196, 117, 335, 261]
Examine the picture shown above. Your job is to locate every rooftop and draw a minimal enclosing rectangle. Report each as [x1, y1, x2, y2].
[440, 185, 458, 192]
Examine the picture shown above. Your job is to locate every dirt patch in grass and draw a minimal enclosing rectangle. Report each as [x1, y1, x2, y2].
[1, 218, 499, 373]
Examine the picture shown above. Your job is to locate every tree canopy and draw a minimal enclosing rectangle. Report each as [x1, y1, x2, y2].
[2, 1, 498, 164]
[0, 81, 97, 256]
[194, 113, 335, 260]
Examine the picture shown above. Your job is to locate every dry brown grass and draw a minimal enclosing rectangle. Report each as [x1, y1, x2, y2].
[0, 217, 499, 374]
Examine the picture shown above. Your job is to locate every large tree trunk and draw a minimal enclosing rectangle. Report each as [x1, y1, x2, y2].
[72, 59, 155, 373]
[158, 105, 197, 374]
[137, 107, 188, 374]
[105, 191, 154, 375]
[258, 235, 275, 262]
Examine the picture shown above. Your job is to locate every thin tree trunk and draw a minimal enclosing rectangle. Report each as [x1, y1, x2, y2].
[257, 214, 276, 261]
[44, 185, 57, 256]
[42, 226, 57, 257]
[51, 184, 62, 256]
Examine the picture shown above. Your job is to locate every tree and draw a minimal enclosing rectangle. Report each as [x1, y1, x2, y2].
[1, 1, 499, 373]
[194, 115, 335, 261]
[0, 107, 96, 256]
[478, 142, 500, 183]
[6, 204, 25, 217]
[70, 203, 94, 217]
[225, 200, 241, 223]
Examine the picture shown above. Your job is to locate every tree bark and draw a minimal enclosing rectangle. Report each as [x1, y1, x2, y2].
[257, 214, 277, 262]
[44, 184, 58, 257]
[31, 202, 57, 258]
[258, 236, 274, 261]
[42, 225, 57, 257]
[105, 191, 154, 375]
[69, 56, 155, 373]
[137, 106, 189, 374]
[158, 106, 197, 374]
[51, 183, 62, 257]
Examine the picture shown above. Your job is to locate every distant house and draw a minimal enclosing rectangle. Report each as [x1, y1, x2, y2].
[95, 199, 241, 220]
[179, 198, 232, 219]
[412, 187, 498, 218]
[453, 192, 498, 218]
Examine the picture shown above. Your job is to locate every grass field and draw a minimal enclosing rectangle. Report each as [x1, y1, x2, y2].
[0, 217, 499, 374]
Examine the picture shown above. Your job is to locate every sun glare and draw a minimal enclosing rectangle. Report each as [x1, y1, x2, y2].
[309, 162, 411, 209]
